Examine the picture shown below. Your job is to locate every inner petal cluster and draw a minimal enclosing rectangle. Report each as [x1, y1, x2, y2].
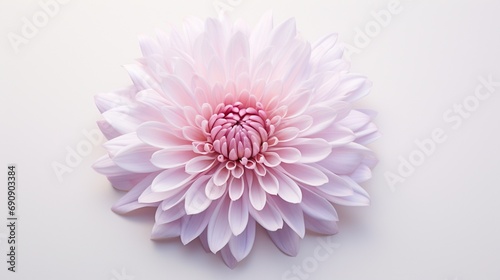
[202, 102, 276, 168]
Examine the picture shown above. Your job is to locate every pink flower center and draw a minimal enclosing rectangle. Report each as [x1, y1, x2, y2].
[207, 102, 273, 164]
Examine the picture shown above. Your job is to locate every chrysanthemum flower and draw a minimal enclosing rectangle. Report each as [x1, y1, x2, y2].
[93, 12, 378, 268]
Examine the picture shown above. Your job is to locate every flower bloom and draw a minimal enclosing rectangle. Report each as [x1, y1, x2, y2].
[93, 12, 378, 268]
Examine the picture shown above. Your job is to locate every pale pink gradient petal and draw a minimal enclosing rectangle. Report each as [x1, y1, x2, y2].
[207, 199, 232, 253]
[228, 217, 256, 262]
[267, 224, 301, 256]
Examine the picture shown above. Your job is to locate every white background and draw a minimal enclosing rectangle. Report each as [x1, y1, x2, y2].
[1, 0, 499, 279]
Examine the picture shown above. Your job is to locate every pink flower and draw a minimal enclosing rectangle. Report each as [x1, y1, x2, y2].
[93, 12, 378, 268]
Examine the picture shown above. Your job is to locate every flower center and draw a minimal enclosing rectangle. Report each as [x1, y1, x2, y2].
[208, 102, 271, 163]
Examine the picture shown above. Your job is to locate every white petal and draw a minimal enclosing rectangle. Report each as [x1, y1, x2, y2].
[93, 154, 130, 177]
[327, 176, 370, 206]
[151, 149, 196, 169]
[311, 33, 338, 65]
[249, 176, 266, 211]
[151, 167, 194, 192]
[288, 138, 332, 163]
[225, 32, 249, 79]
[273, 127, 300, 142]
[111, 173, 159, 214]
[138, 185, 183, 204]
[257, 171, 279, 195]
[267, 224, 301, 256]
[262, 152, 281, 167]
[205, 178, 227, 200]
[207, 199, 232, 253]
[180, 205, 212, 244]
[313, 165, 354, 197]
[103, 132, 141, 157]
[304, 215, 339, 235]
[182, 126, 205, 142]
[228, 218, 256, 262]
[320, 142, 376, 174]
[220, 245, 238, 269]
[337, 109, 371, 131]
[228, 198, 249, 236]
[94, 86, 136, 113]
[270, 18, 296, 48]
[300, 187, 338, 221]
[112, 143, 160, 173]
[350, 164, 372, 183]
[270, 198, 305, 238]
[156, 203, 185, 224]
[213, 167, 230, 186]
[160, 188, 187, 211]
[160, 75, 194, 107]
[184, 175, 212, 215]
[283, 91, 311, 118]
[269, 147, 301, 164]
[96, 119, 120, 140]
[151, 220, 182, 240]
[312, 124, 356, 146]
[301, 106, 338, 136]
[139, 35, 162, 56]
[249, 201, 283, 231]
[228, 176, 244, 201]
[281, 115, 313, 132]
[102, 105, 163, 135]
[137, 121, 188, 148]
[274, 171, 302, 204]
[336, 74, 372, 103]
[280, 163, 328, 186]
[124, 63, 162, 93]
[249, 11, 273, 56]
[185, 156, 217, 174]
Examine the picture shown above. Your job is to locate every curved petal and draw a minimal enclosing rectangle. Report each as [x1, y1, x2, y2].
[185, 156, 217, 174]
[111, 173, 159, 214]
[267, 223, 301, 256]
[229, 218, 256, 262]
[257, 171, 279, 195]
[270, 197, 305, 238]
[151, 167, 194, 192]
[151, 149, 197, 169]
[151, 219, 182, 240]
[279, 163, 328, 186]
[300, 187, 338, 221]
[304, 215, 339, 235]
[112, 143, 161, 173]
[228, 197, 249, 236]
[137, 121, 188, 148]
[288, 138, 332, 163]
[207, 199, 232, 253]
[249, 200, 283, 231]
[180, 204, 213, 245]
[184, 175, 212, 215]
[274, 171, 302, 204]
